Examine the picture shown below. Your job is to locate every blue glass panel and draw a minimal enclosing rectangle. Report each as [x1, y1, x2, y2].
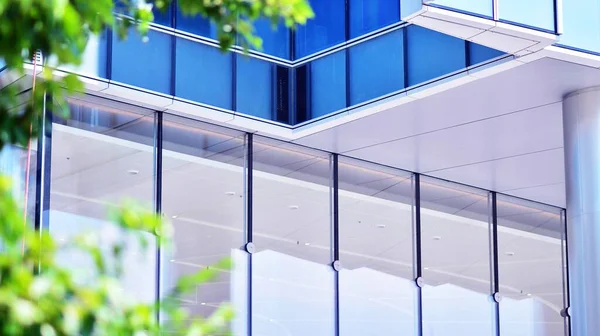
[560, 0, 600, 53]
[112, 29, 171, 94]
[401, 0, 423, 21]
[152, 4, 172, 27]
[295, 0, 346, 59]
[176, 11, 217, 39]
[432, 0, 492, 17]
[252, 19, 290, 59]
[311, 51, 346, 118]
[498, 0, 554, 31]
[349, 29, 404, 105]
[468, 43, 504, 66]
[349, 0, 400, 38]
[175, 38, 232, 109]
[406, 26, 466, 86]
[236, 56, 273, 120]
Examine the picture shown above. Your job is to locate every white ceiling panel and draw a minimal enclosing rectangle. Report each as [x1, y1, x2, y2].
[427, 148, 565, 206]
[343, 102, 563, 174]
[502, 183, 566, 208]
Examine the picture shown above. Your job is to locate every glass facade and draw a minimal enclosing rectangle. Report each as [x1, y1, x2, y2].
[78, 3, 508, 126]
[428, 0, 557, 33]
[16, 94, 570, 336]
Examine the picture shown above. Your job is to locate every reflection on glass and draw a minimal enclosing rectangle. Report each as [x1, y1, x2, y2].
[420, 177, 493, 336]
[175, 38, 233, 109]
[160, 114, 248, 334]
[497, 195, 566, 336]
[176, 11, 217, 39]
[295, 0, 346, 58]
[252, 136, 335, 335]
[338, 157, 415, 335]
[349, 0, 400, 38]
[406, 25, 466, 86]
[560, 0, 600, 53]
[253, 19, 291, 59]
[49, 98, 157, 302]
[236, 55, 273, 120]
[498, 0, 555, 32]
[112, 29, 172, 94]
[469, 43, 505, 66]
[349, 29, 405, 105]
[433, 0, 493, 17]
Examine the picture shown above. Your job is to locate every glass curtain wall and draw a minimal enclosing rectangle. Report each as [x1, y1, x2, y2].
[159, 114, 249, 334]
[419, 176, 494, 336]
[48, 97, 158, 302]
[34, 94, 569, 336]
[338, 157, 415, 335]
[251, 136, 335, 335]
[496, 195, 567, 336]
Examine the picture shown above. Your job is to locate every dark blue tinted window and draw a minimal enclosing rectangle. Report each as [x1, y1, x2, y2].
[349, 0, 400, 38]
[152, 5, 172, 26]
[176, 11, 217, 39]
[406, 26, 466, 86]
[499, 0, 555, 31]
[349, 29, 404, 105]
[253, 19, 290, 59]
[112, 29, 171, 94]
[175, 38, 232, 109]
[433, 0, 493, 18]
[295, 0, 346, 59]
[468, 43, 504, 66]
[236, 56, 273, 120]
[311, 51, 347, 118]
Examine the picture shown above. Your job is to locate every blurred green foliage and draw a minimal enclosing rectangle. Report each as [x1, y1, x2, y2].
[0, 0, 312, 335]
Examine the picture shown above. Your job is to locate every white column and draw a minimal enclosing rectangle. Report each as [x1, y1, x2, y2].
[563, 87, 600, 335]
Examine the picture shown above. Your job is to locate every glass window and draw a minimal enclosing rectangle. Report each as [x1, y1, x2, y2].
[432, 0, 493, 18]
[176, 10, 217, 39]
[49, 99, 157, 303]
[406, 26, 466, 87]
[498, 0, 555, 32]
[253, 19, 290, 59]
[338, 157, 416, 335]
[560, 0, 600, 53]
[160, 114, 248, 334]
[112, 29, 172, 94]
[296, 51, 346, 124]
[497, 195, 566, 335]
[252, 136, 335, 335]
[236, 55, 273, 120]
[469, 42, 504, 66]
[295, 0, 346, 59]
[153, 4, 172, 27]
[349, 0, 400, 38]
[419, 177, 494, 336]
[310, 51, 347, 120]
[349, 29, 405, 105]
[175, 38, 232, 110]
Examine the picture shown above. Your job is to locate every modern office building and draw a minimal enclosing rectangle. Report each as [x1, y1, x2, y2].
[3, 0, 600, 335]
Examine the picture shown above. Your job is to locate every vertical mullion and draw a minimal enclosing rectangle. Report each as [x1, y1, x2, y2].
[34, 93, 52, 274]
[331, 153, 340, 336]
[170, 0, 177, 96]
[491, 192, 500, 336]
[561, 210, 571, 335]
[106, 28, 113, 80]
[245, 133, 253, 336]
[413, 173, 423, 336]
[154, 111, 163, 324]
[232, 54, 237, 112]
